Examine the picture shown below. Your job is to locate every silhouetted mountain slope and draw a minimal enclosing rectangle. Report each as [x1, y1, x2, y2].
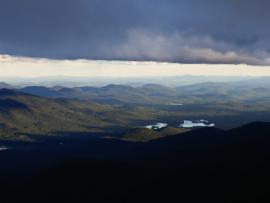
[139, 122, 270, 164]
[229, 121, 270, 137]
[2, 122, 270, 203]
[149, 127, 226, 147]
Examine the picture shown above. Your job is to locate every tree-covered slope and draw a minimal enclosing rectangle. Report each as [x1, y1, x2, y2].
[0, 89, 156, 140]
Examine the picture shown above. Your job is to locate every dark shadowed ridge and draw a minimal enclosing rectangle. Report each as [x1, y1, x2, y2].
[0, 98, 29, 110]
[0, 88, 21, 96]
[2, 122, 270, 203]
[228, 121, 270, 140]
[148, 127, 226, 146]
[230, 121, 270, 134]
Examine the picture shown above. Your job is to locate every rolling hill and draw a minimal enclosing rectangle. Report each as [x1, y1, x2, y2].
[1, 80, 270, 141]
[0, 89, 158, 140]
[16, 81, 270, 105]
[0, 87, 169, 140]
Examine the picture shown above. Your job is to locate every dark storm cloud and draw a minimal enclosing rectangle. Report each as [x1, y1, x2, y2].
[0, 0, 270, 65]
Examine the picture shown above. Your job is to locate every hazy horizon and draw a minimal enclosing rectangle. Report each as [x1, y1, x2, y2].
[1, 55, 270, 80]
[1, 73, 270, 88]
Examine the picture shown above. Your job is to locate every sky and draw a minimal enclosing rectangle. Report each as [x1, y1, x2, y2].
[0, 0, 270, 77]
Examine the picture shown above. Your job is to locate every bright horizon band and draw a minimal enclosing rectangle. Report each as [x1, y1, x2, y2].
[1, 55, 270, 78]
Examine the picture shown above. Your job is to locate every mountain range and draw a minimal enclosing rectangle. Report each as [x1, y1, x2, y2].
[16, 81, 270, 105]
[1, 79, 270, 140]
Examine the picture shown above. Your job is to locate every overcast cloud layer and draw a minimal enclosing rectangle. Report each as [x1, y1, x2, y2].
[0, 0, 270, 65]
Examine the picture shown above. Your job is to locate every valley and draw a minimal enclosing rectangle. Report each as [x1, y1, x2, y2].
[1, 79, 270, 141]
